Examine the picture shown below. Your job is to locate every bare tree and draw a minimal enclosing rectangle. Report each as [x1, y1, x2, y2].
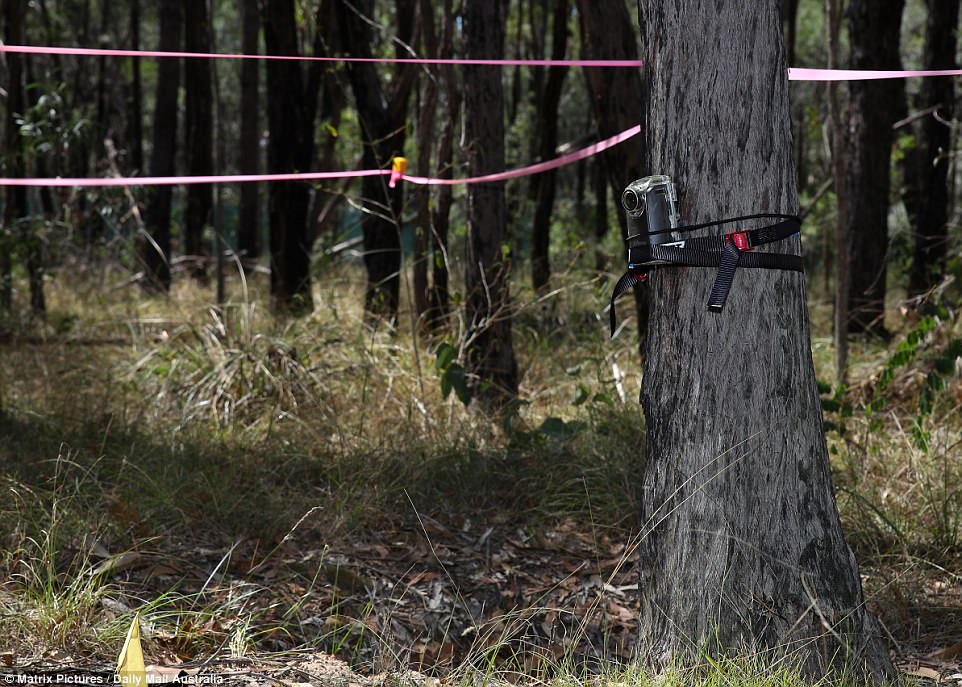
[183, 0, 214, 277]
[844, 0, 906, 336]
[530, 0, 569, 292]
[907, 0, 960, 295]
[261, 0, 319, 313]
[238, 0, 261, 262]
[2, 0, 28, 312]
[142, 0, 182, 292]
[335, 0, 416, 326]
[463, 0, 518, 404]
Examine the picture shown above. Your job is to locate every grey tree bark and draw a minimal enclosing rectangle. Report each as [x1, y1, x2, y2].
[635, 0, 892, 679]
[463, 0, 518, 404]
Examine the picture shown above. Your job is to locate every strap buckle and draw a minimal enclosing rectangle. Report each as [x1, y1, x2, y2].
[725, 230, 752, 251]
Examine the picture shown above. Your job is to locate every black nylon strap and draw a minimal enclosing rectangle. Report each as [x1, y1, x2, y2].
[608, 216, 803, 337]
[609, 270, 644, 336]
[707, 240, 743, 312]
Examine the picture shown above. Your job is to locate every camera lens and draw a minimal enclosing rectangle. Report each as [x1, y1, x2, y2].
[622, 188, 641, 213]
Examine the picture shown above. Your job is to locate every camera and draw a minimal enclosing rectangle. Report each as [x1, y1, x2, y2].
[622, 175, 680, 256]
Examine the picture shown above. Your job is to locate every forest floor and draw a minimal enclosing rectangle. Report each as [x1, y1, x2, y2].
[1, 264, 961, 685]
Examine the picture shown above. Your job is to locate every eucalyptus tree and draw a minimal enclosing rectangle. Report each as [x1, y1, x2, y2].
[634, 0, 892, 678]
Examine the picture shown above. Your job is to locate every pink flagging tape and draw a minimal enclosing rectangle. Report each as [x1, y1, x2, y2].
[0, 126, 642, 188]
[0, 169, 389, 187]
[788, 67, 962, 81]
[402, 125, 641, 185]
[0, 44, 643, 68]
[6, 45, 962, 80]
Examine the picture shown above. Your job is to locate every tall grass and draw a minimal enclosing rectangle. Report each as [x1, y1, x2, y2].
[0, 261, 959, 683]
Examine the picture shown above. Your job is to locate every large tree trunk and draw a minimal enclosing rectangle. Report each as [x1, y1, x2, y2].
[907, 0, 959, 294]
[238, 0, 261, 262]
[183, 0, 214, 278]
[463, 0, 518, 404]
[336, 0, 416, 326]
[844, 0, 906, 336]
[576, 0, 647, 351]
[262, 0, 317, 314]
[530, 0, 569, 292]
[2, 0, 28, 312]
[636, 0, 892, 679]
[142, 0, 182, 293]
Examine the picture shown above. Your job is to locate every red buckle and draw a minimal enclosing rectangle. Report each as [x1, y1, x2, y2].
[727, 231, 751, 251]
[632, 270, 649, 282]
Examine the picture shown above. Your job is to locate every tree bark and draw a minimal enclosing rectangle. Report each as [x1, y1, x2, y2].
[237, 0, 261, 262]
[844, 0, 906, 336]
[336, 0, 416, 326]
[907, 0, 959, 294]
[261, 0, 318, 314]
[142, 0, 182, 293]
[636, 0, 892, 679]
[576, 0, 647, 351]
[183, 0, 214, 278]
[530, 0, 569, 292]
[463, 0, 518, 404]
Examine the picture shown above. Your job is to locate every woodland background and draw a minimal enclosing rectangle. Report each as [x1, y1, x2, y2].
[1, 0, 961, 684]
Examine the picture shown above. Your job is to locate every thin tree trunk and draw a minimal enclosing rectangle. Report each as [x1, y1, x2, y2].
[2, 0, 28, 312]
[827, 0, 849, 382]
[238, 0, 261, 262]
[636, 0, 892, 679]
[576, 0, 647, 352]
[23, 58, 49, 316]
[127, 0, 144, 175]
[413, 0, 440, 324]
[427, 0, 458, 329]
[183, 0, 214, 278]
[336, 0, 416, 326]
[142, 0, 182, 292]
[908, 0, 960, 294]
[262, 0, 318, 314]
[307, 0, 346, 248]
[96, 1, 113, 158]
[530, 0, 569, 292]
[845, 0, 906, 336]
[464, 0, 518, 405]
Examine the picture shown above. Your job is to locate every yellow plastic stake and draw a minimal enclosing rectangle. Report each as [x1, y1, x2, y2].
[389, 156, 407, 188]
[116, 613, 147, 687]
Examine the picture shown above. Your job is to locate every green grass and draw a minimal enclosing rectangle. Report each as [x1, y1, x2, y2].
[0, 261, 959, 684]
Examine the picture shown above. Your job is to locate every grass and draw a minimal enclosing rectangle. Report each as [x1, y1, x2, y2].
[0, 258, 959, 685]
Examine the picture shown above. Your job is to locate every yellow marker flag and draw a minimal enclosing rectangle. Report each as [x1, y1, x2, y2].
[116, 612, 147, 687]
